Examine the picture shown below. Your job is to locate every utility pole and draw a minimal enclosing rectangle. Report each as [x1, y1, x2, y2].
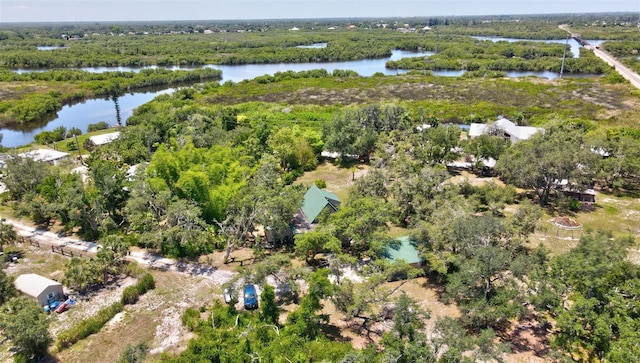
[559, 34, 569, 79]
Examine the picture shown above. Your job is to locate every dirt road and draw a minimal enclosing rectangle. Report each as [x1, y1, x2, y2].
[7, 218, 236, 283]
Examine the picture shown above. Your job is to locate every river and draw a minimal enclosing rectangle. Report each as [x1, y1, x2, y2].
[1, 43, 602, 148]
[4, 50, 437, 148]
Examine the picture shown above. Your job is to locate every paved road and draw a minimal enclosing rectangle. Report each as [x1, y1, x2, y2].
[560, 24, 640, 89]
[588, 45, 640, 89]
[7, 218, 235, 283]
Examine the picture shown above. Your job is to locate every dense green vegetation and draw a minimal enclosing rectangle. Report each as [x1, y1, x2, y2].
[1, 14, 639, 362]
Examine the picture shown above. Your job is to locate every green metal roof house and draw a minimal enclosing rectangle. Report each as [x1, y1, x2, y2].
[385, 236, 423, 268]
[301, 184, 341, 224]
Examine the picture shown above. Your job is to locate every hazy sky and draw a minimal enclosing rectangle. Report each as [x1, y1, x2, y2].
[1, 0, 637, 23]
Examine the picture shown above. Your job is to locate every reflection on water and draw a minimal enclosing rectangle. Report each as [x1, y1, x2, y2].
[1, 89, 173, 148]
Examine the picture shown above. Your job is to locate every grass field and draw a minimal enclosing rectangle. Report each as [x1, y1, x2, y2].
[529, 191, 640, 257]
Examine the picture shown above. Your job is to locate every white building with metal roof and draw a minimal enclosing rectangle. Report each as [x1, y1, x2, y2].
[89, 131, 120, 146]
[14, 273, 64, 306]
[17, 149, 70, 165]
[468, 117, 544, 143]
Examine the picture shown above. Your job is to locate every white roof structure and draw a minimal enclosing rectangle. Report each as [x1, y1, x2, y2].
[555, 179, 596, 196]
[15, 273, 64, 306]
[125, 162, 147, 181]
[17, 149, 69, 163]
[469, 118, 544, 143]
[89, 131, 120, 146]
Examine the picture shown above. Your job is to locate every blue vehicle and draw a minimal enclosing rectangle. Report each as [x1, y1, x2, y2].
[243, 284, 258, 310]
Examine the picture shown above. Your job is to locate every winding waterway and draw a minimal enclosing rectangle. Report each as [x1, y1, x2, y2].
[2, 42, 603, 147]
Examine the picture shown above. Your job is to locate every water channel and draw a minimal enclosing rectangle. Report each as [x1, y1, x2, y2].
[2, 39, 604, 147]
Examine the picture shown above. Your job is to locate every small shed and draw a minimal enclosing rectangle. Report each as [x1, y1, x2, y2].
[14, 273, 64, 306]
[385, 236, 422, 268]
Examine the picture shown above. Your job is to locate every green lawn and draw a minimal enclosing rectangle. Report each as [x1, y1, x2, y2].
[53, 128, 121, 154]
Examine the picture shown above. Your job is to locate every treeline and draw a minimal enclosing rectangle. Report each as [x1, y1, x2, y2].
[387, 38, 610, 74]
[1, 15, 636, 70]
[598, 40, 640, 73]
[0, 24, 586, 69]
[0, 30, 401, 68]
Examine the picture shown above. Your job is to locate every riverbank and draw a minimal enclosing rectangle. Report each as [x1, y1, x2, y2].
[0, 67, 222, 131]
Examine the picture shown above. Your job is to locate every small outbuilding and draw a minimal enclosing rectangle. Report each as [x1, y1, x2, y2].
[385, 236, 423, 268]
[14, 273, 64, 306]
[89, 131, 120, 146]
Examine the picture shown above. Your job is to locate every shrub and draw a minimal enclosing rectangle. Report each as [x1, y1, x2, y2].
[181, 307, 201, 331]
[83, 138, 96, 152]
[66, 140, 78, 151]
[282, 168, 303, 185]
[56, 302, 124, 350]
[314, 179, 327, 189]
[136, 273, 155, 294]
[87, 121, 110, 132]
[121, 285, 139, 305]
[122, 273, 155, 305]
[117, 342, 149, 363]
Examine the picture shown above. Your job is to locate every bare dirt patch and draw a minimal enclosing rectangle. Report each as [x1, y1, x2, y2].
[294, 160, 368, 201]
[50, 276, 137, 337]
[319, 277, 460, 349]
[448, 170, 505, 187]
[54, 270, 221, 362]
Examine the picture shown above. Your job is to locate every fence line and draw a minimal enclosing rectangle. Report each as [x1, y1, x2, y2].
[18, 236, 85, 259]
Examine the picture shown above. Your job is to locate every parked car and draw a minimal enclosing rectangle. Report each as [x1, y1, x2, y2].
[243, 284, 258, 310]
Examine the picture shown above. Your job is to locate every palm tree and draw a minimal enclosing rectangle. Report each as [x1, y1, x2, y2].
[0, 219, 17, 252]
[97, 235, 129, 283]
